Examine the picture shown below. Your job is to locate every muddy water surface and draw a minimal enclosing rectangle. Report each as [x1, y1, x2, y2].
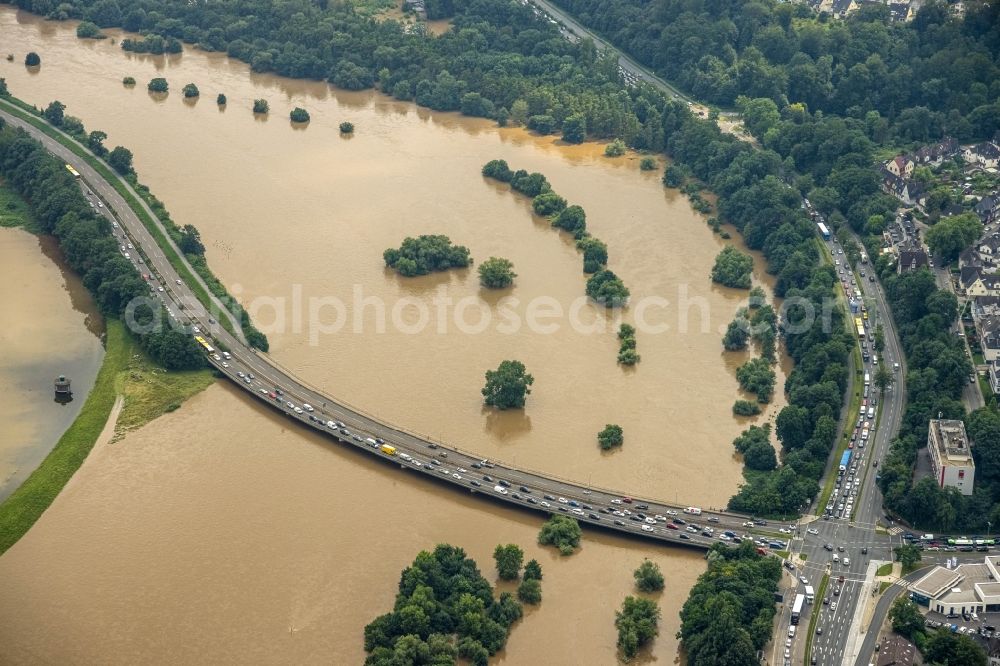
[0, 385, 705, 664]
[0, 227, 104, 500]
[0, 6, 792, 662]
[0, 9, 788, 503]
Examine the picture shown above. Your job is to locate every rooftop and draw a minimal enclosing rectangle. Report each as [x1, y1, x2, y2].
[877, 634, 916, 666]
[912, 566, 964, 599]
[928, 419, 974, 465]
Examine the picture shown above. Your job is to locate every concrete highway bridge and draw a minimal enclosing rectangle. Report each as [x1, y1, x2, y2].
[2, 105, 786, 553]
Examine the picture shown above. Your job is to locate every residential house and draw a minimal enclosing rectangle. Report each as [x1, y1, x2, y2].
[897, 243, 928, 273]
[960, 246, 983, 271]
[963, 266, 986, 293]
[877, 634, 916, 666]
[880, 169, 924, 207]
[979, 233, 1000, 258]
[978, 315, 1000, 363]
[831, 0, 855, 17]
[976, 195, 1000, 225]
[966, 272, 1000, 298]
[990, 361, 1000, 396]
[886, 155, 915, 179]
[887, 1, 912, 21]
[915, 137, 959, 166]
[941, 202, 965, 217]
[965, 142, 1000, 169]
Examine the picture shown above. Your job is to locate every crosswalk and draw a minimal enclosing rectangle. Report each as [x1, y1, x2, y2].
[887, 526, 904, 535]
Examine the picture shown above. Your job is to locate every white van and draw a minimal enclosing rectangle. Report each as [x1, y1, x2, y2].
[302, 404, 314, 412]
[843, 557, 850, 566]
[788, 625, 796, 638]
[365, 437, 378, 447]
[833, 554, 840, 562]
[867, 407, 875, 418]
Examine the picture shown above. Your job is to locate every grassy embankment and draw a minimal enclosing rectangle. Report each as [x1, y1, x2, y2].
[0, 95, 248, 342]
[0, 178, 214, 556]
[0, 321, 129, 555]
[0, 179, 36, 231]
[876, 562, 893, 577]
[816, 238, 864, 514]
[802, 573, 829, 666]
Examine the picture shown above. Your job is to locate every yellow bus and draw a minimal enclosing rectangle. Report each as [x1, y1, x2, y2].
[65, 163, 80, 178]
[194, 335, 215, 354]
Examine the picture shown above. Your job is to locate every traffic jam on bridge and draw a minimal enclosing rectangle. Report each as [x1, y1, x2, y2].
[68, 160, 803, 553]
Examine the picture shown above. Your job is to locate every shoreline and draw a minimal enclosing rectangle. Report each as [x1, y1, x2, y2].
[0, 320, 129, 556]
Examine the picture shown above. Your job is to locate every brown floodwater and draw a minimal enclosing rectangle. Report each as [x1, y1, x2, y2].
[0, 8, 789, 500]
[0, 227, 104, 500]
[0, 384, 706, 664]
[0, 7, 792, 662]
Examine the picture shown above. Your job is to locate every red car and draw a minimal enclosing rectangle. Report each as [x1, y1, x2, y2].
[622, 497, 633, 504]
[664, 523, 679, 530]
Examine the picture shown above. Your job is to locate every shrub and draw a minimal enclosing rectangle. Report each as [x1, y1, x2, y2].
[605, 139, 627, 157]
[76, 22, 104, 39]
[339, 121, 354, 133]
[290, 107, 310, 123]
[517, 578, 542, 604]
[711, 246, 753, 289]
[733, 400, 761, 416]
[538, 515, 582, 555]
[482, 360, 534, 410]
[252, 98, 269, 114]
[482, 159, 513, 182]
[384, 235, 472, 277]
[532, 192, 567, 216]
[478, 257, 516, 289]
[633, 560, 665, 592]
[147, 77, 168, 93]
[586, 270, 630, 307]
[598, 424, 624, 450]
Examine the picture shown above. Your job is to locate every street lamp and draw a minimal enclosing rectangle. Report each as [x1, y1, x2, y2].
[989, 521, 993, 541]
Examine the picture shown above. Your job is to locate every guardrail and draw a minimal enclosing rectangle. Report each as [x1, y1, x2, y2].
[214, 355, 715, 550]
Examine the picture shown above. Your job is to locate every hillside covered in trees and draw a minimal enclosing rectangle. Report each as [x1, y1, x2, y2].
[551, 0, 1000, 141]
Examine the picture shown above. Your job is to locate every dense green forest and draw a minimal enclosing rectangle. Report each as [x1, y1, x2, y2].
[24, 0, 669, 147]
[551, 0, 1000, 139]
[0, 121, 205, 370]
[678, 541, 782, 666]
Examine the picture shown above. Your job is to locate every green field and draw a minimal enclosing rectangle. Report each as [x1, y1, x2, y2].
[0, 179, 35, 230]
[876, 562, 893, 577]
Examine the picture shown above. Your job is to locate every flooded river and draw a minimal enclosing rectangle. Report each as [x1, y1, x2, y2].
[0, 227, 104, 501]
[0, 6, 791, 662]
[0, 384, 706, 664]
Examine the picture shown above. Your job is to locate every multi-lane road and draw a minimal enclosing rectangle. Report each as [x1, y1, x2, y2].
[0, 99, 925, 665]
[767, 221, 909, 666]
[3, 105, 798, 552]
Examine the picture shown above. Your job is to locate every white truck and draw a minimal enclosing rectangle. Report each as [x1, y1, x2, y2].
[804, 585, 815, 604]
